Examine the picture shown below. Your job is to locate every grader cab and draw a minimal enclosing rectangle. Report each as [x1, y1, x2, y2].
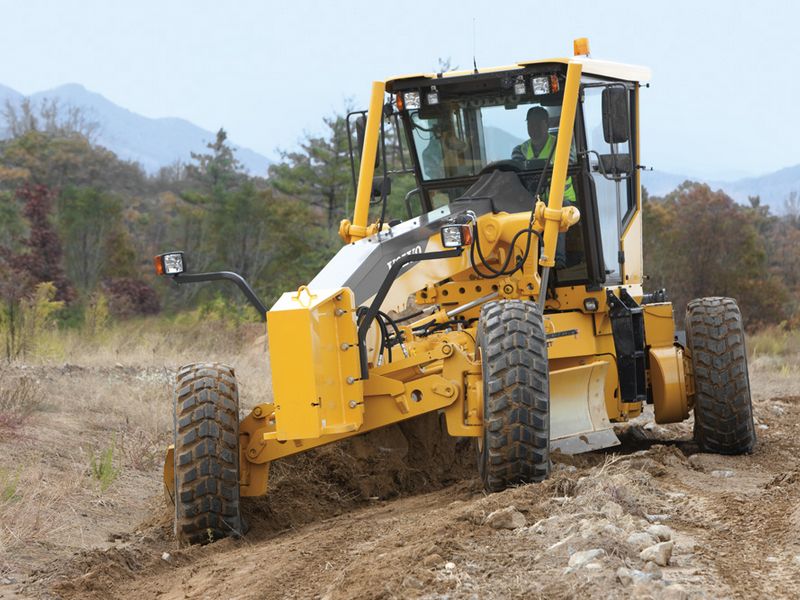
[155, 40, 756, 545]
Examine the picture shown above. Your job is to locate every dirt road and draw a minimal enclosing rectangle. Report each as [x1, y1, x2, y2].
[4, 357, 800, 599]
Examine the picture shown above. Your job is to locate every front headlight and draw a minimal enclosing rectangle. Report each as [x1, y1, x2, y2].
[440, 224, 473, 248]
[154, 251, 185, 276]
[531, 76, 551, 96]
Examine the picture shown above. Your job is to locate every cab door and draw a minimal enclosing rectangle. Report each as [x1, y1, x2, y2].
[580, 84, 636, 285]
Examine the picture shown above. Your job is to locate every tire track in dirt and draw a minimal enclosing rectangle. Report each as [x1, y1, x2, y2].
[665, 398, 800, 599]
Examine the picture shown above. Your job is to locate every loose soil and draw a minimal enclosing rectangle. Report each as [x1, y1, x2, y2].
[2, 358, 799, 599]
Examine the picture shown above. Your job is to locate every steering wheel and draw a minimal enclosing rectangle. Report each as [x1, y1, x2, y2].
[478, 160, 523, 176]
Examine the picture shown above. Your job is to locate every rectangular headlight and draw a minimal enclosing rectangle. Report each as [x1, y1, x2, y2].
[154, 251, 185, 276]
[403, 91, 420, 109]
[531, 76, 551, 95]
[440, 224, 473, 248]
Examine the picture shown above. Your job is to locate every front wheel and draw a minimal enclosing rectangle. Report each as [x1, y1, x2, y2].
[173, 363, 244, 545]
[686, 297, 756, 454]
[477, 300, 550, 492]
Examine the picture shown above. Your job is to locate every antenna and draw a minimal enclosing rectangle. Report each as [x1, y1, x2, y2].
[473, 18, 478, 74]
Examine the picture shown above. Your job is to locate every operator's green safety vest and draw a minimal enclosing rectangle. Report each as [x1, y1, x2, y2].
[515, 134, 576, 203]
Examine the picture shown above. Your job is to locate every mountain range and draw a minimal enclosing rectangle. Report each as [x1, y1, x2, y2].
[0, 83, 271, 176]
[0, 83, 797, 212]
[641, 166, 800, 212]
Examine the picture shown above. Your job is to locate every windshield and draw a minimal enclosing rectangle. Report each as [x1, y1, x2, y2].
[409, 100, 572, 181]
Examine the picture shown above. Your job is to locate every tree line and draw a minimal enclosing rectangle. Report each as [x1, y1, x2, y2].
[0, 99, 797, 360]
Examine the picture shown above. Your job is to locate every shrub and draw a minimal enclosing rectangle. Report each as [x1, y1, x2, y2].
[90, 438, 121, 492]
[0, 281, 63, 361]
[104, 278, 160, 318]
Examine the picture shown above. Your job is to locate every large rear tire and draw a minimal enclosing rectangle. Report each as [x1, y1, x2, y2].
[477, 300, 550, 492]
[686, 297, 756, 454]
[173, 363, 244, 545]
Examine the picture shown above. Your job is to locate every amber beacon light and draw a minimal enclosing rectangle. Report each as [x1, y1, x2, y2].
[573, 37, 590, 56]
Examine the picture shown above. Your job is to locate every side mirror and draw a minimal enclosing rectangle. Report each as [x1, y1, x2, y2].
[598, 154, 633, 177]
[601, 87, 630, 144]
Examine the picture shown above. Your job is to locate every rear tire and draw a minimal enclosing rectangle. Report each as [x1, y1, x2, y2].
[173, 363, 243, 545]
[477, 300, 550, 492]
[686, 297, 756, 454]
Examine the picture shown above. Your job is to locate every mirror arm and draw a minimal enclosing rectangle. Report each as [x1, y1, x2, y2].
[583, 149, 631, 182]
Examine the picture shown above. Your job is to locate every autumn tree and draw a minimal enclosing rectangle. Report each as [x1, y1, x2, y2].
[0, 130, 146, 193]
[10, 184, 73, 301]
[643, 182, 786, 327]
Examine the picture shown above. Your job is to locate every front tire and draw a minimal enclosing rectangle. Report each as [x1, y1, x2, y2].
[173, 363, 244, 545]
[477, 300, 550, 492]
[686, 297, 756, 454]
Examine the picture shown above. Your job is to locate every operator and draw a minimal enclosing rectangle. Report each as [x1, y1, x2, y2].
[512, 106, 576, 269]
[511, 106, 576, 205]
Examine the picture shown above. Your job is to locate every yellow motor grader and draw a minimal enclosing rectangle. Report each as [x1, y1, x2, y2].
[155, 39, 756, 545]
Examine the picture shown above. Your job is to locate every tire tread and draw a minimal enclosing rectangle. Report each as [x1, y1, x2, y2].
[173, 362, 243, 545]
[478, 300, 550, 492]
[686, 297, 756, 454]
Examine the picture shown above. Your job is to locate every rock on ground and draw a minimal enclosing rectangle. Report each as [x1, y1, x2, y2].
[627, 531, 658, 551]
[484, 506, 526, 530]
[640, 540, 674, 567]
[568, 548, 605, 568]
[646, 524, 673, 542]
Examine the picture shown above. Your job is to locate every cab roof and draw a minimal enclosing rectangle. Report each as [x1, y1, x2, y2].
[386, 57, 652, 88]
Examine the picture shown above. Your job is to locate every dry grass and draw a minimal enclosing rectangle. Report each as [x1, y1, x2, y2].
[0, 315, 272, 575]
[0, 369, 45, 436]
[748, 327, 800, 394]
[749, 326, 800, 359]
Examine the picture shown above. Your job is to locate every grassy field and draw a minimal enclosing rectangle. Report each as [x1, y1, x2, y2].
[0, 316, 270, 578]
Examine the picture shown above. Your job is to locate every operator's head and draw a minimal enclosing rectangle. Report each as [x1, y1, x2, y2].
[526, 106, 549, 143]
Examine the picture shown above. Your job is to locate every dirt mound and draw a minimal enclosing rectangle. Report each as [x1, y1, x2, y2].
[28, 412, 476, 599]
[48, 437, 705, 600]
[244, 412, 477, 534]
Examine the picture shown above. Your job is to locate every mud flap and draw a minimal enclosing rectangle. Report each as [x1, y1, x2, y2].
[549, 361, 620, 454]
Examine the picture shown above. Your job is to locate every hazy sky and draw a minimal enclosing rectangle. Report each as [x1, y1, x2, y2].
[1, 0, 798, 179]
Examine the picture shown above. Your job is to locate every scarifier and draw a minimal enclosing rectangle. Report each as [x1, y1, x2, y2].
[155, 39, 756, 545]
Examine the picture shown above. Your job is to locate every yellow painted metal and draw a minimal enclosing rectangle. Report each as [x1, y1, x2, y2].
[267, 286, 363, 440]
[543, 311, 603, 359]
[683, 350, 696, 408]
[549, 361, 616, 447]
[163, 445, 174, 498]
[442, 345, 483, 437]
[538, 62, 582, 269]
[642, 303, 676, 347]
[347, 80, 386, 242]
[237, 334, 485, 496]
[650, 346, 689, 423]
[549, 354, 637, 422]
[641, 301, 688, 423]
[241, 373, 466, 484]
